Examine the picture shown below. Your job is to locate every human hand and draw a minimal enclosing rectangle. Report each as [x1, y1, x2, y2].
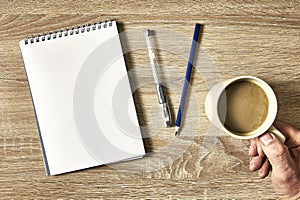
[249, 121, 300, 199]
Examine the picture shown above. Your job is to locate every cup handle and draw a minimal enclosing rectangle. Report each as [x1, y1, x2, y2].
[267, 125, 286, 143]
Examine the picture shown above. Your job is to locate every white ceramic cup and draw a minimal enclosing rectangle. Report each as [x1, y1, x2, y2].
[205, 75, 285, 143]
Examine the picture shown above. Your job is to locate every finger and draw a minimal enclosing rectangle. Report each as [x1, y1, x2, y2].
[274, 121, 300, 148]
[250, 155, 265, 171]
[255, 137, 265, 157]
[258, 158, 271, 178]
[249, 138, 258, 156]
[250, 138, 266, 171]
[259, 132, 294, 173]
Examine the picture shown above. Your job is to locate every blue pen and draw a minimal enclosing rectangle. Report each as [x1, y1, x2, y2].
[175, 23, 202, 136]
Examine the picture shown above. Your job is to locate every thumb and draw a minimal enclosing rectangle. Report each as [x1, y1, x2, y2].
[258, 132, 293, 173]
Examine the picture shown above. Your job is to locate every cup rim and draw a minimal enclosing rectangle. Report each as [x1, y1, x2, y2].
[217, 76, 277, 140]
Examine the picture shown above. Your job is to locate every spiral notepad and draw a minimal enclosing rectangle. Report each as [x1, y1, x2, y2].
[19, 21, 145, 175]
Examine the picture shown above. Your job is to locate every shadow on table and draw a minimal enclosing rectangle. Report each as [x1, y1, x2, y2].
[118, 22, 154, 154]
[270, 80, 300, 128]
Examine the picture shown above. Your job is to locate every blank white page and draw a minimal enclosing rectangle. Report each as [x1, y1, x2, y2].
[19, 21, 145, 175]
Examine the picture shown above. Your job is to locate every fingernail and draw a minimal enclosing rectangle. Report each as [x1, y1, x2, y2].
[259, 133, 273, 146]
[250, 161, 254, 169]
[258, 168, 264, 177]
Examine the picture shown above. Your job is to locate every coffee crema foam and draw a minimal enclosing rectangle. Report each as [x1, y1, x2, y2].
[223, 81, 269, 133]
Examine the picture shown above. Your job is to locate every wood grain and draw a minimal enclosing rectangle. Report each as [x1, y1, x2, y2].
[1, 0, 300, 199]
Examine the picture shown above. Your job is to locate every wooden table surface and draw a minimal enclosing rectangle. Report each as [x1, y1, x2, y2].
[1, 0, 299, 199]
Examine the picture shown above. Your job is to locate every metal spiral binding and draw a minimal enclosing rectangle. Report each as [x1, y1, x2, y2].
[24, 21, 113, 45]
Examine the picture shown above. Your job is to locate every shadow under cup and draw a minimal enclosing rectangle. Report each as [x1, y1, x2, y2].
[215, 76, 278, 139]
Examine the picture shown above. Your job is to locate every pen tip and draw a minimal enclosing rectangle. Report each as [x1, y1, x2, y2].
[174, 126, 180, 136]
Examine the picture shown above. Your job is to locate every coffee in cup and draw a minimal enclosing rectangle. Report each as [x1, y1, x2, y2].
[222, 80, 268, 133]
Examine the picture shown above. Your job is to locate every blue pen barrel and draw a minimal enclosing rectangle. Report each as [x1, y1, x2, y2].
[175, 23, 202, 128]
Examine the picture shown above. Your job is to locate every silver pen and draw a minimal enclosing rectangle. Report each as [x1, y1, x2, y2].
[145, 29, 171, 127]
